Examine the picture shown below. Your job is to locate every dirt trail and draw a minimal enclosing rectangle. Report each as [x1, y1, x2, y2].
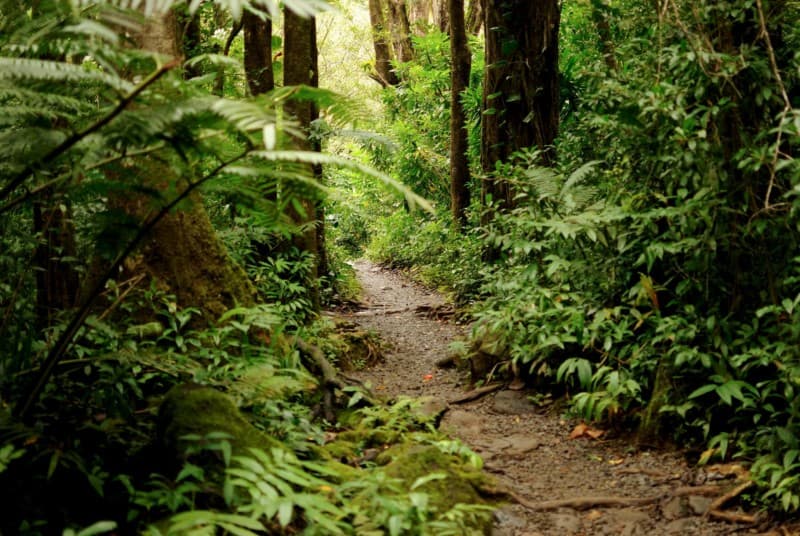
[341, 260, 773, 536]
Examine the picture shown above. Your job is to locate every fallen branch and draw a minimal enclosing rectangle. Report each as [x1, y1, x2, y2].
[707, 481, 757, 524]
[510, 490, 658, 511]
[448, 382, 504, 404]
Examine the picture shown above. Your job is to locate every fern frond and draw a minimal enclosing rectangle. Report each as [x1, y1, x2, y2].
[211, 97, 289, 135]
[250, 150, 433, 213]
[272, 86, 370, 129]
[561, 160, 600, 195]
[0, 58, 133, 93]
[0, 85, 94, 115]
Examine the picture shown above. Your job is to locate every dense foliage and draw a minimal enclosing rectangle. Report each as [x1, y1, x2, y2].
[354, 0, 800, 513]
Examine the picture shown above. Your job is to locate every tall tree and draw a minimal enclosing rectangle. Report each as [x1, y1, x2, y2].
[131, 10, 255, 321]
[449, 0, 471, 229]
[480, 0, 560, 213]
[368, 0, 400, 86]
[243, 10, 274, 95]
[283, 8, 324, 309]
[590, 0, 618, 72]
[387, 0, 415, 63]
[465, 0, 482, 35]
[436, 0, 449, 33]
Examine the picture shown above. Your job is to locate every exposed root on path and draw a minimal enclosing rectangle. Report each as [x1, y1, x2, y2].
[707, 481, 757, 524]
[510, 481, 759, 524]
[448, 382, 504, 404]
[509, 490, 659, 511]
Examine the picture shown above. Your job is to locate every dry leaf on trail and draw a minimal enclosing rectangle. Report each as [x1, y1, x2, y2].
[569, 422, 606, 440]
[608, 458, 625, 465]
[585, 509, 604, 521]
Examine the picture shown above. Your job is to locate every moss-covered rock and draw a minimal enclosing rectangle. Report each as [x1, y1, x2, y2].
[379, 444, 494, 532]
[157, 383, 280, 469]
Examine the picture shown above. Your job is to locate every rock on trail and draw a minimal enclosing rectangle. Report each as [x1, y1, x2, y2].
[340, 260, 774, 536]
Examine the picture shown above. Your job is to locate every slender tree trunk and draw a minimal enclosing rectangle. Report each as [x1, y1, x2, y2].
[180, 9, 203, 79]
[33, 194, 79, 330]
[284, 9, 323, 310]
[388, 0, 415, 63]
[480, 0, 560, 215]
[449, 0, 471, 229]
[409, 0, 433, 31]
[436, 0, 450, 33]
[465, 0, 482, 35]
[243, 11, 274, 95]
[591, 0, 618, 71]
[368, 0, 400, 86]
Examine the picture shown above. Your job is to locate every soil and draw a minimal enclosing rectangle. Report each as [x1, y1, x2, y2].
[339, 260, 789, 536]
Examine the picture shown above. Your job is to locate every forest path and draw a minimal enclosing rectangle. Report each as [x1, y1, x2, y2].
[340, 260, 768, 536]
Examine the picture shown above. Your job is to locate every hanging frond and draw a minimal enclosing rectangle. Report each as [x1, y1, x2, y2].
[250, 150, 433, 213]
[0, 58, 133, 93]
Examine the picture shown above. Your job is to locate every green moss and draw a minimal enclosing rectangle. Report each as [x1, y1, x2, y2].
[157, 383, 280, 465]
[380, 444, 490, 514]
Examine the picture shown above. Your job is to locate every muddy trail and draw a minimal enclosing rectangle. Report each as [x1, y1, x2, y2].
[337, 260, 782, 536]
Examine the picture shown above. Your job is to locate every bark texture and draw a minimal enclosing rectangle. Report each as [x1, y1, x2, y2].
[449, 0, 471, 229]
[368, 0, 400, 86]
[283, 9, 323, 310]
[132, 12, 255, 321]
[465, 0, 482, 35]
[243, 11, 274, 95]
[34, 196, 79, 329]
[388, 0, 415, 63]
[480, 0, 560, 212]
[591, 0, 618, 71]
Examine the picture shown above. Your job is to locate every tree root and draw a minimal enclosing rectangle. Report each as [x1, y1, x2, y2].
[510, 480, 759, 524]
[707, 481, 757, 524]
[448, 382, 504, 404]
[509, 490, 658, 511]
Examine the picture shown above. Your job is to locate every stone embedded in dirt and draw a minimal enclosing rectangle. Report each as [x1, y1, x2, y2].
[441, 409, 483, 436]
[661, 496, 687, 520]
[506, 435, 543, 456]
[415, 396, 449, 423]
[550, 512, 583, 533]
[687, 495, 713, 515]
[492, 390, 536, 415]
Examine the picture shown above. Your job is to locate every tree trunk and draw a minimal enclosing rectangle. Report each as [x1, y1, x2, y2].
[388, 0, 415, 63]
[590, 0, 618, 71]
[132, 11, 255, 321]
[284, 9, 323, 311]
[449, 0, 471, 229]
[409, 0, 433, 32]
[480, 0, 560, 215]
[368, 0, 400, 86]
[465, 0, 482, 35]
[436, 0, 450, 33]
[33, 194, 79, 330]
[243, 11, 274, 95]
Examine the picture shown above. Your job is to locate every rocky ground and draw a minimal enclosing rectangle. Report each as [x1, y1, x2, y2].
[337, 260, 798, 536]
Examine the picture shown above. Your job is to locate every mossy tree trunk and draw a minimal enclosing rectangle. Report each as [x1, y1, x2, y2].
[465, 0, 482, 35]
[388, 0, 415, 63]
[129, 11, 256, 322]
[368, 0, 400, 86]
